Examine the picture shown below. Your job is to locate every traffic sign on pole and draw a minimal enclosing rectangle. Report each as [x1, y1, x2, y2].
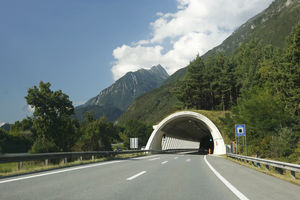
[235, 124, 247, 155]
[235, 124, 246, 136]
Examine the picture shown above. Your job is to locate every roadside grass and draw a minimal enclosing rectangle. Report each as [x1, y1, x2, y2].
[111, 143, 125, 151]
[225, 156, 300, 186]
[0, 152, 148, 178]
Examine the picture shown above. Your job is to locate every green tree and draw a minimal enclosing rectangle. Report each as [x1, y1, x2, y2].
[0, 128, 32, 153]
[121, 120, 153, 149]
[221, 87, 296, 156]
[280, 21, 300, 116]
[25, 81, 77, 152]
[233, 39, 276, 92]
[270, 127, 299, 158]
[75, 116, 116, 151]
[9, 117, 36, 144]
[175, 55, 206, 109]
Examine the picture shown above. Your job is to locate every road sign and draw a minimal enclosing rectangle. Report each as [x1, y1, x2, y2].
[130, 138, 138, 149]
[235, 124, 246, 136]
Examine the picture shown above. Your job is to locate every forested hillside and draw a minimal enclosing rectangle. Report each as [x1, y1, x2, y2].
[177, 21, 300, 161]
[118, 0, 300, 125]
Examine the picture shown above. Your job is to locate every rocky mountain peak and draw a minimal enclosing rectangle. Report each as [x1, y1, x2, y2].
[74, 65, 169, 121]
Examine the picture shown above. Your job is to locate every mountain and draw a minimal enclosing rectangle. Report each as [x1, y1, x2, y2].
[74, 65, 169, 121]
[117, 0, 300, 125]
[117, 67, 186, 124]
[204, 0, 300, 57]
[0, 122, 10, 131]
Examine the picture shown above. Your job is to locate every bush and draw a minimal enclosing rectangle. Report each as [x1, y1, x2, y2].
[0, 128, 32, 153]
[30, 137, 58, 153]
[270, 127, 298, 158]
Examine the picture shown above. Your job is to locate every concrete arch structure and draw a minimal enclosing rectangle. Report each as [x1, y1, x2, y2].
[145, 111, 226, 155]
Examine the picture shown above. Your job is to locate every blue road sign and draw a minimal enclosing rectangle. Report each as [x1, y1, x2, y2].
[235, 124, 246, 136]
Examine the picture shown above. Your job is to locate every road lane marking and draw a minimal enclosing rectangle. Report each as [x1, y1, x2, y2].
[149, 157, 160, 161]
[186, 158, 191, 162]
[161, 161, 168, 165]
[0, 160, 124, 184]
[126, 171, 146, 180]
[204, 156, 249, 200]
[132, 155, 159, 160]
[177, 151, 198, 155]
[174, 157, 178, 159]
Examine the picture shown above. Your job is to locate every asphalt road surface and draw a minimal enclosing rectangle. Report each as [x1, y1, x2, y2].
[0, 153, 299, 200]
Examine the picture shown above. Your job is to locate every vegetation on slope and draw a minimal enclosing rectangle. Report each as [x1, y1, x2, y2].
[119, 0, 300, 126]
[204, 0, 300, 56]
[177, 22, 300, 161]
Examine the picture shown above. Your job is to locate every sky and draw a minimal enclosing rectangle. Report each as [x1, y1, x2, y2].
[0, 0, 274, 123]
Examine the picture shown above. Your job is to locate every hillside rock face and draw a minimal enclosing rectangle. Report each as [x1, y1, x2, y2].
[74, 65, 169, 121]
[205, 0, 300, 57]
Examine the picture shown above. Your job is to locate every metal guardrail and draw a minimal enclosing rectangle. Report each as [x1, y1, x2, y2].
[227, 153, 300, 179]
[0, 149, 198, 170]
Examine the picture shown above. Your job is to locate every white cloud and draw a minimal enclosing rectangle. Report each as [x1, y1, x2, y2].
[27, 105, 35, 114]
[111, 0, 274, 80]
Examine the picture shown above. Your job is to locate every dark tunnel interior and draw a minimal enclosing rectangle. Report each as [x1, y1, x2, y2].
[160, 117, 214, 154]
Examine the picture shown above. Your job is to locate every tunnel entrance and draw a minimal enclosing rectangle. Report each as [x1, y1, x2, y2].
[145, 111, 226, 155]
[199, 135, 214, 154]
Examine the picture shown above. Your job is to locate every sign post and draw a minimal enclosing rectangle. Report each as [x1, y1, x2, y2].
[235, 124, 247, 155]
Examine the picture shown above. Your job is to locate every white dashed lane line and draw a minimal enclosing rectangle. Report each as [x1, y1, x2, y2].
[161, 161, 168, 165]
[126, 171, 147, 181]
[186, 158, 191, 162]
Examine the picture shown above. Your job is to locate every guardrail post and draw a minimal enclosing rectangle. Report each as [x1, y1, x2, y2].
[256, 162, 261, 168]
[64, 158, 68, 164]
[265, 164, 270, 171]
[275, 167, 283, 174]
[92, 155, 95, 160]
[18, 162, 23, 170]
[45, 159, 48, 166]
[79, 156, 83, 161]
[291, 171, 296, 179]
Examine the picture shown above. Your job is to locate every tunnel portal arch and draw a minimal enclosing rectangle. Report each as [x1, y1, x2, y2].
[145, 111, 226, 155]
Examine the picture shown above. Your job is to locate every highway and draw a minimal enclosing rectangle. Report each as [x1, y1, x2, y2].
[0, 153, 299, 200]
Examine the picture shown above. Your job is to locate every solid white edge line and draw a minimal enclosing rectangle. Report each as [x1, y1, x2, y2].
[149, 157, 160, 161]
[126, 171, 146, 180]
[204, 155, 249, 200]
[161, 161, 168, 164]
[132, 155, 159, 160]
[0, 160, 124, 184]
